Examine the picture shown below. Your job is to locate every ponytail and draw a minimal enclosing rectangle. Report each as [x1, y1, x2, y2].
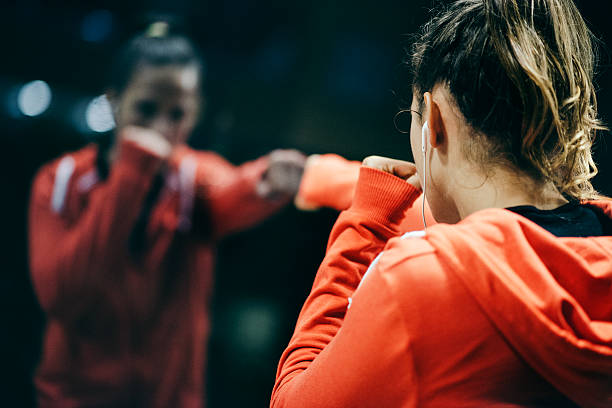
[411, 0, 606, 200]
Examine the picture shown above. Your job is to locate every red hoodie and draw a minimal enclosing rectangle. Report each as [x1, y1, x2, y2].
[295, 153, 435, 229]
[273, 166, 612, 407]
[29, 138, 286, 407]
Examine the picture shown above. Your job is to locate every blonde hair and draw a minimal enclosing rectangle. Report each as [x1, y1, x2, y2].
[411, 0, 606, 200]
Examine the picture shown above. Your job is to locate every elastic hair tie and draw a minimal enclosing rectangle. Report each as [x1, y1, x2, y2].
[146, 21, 169, 38]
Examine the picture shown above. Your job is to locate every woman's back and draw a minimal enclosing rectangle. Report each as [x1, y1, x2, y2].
[381, 205, 611, 406]
[272, 167, 612, 407]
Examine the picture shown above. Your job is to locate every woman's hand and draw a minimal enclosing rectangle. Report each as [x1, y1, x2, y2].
[120, 126, 173, 159]
[362, 155, 422, 191]
[257, 149, 307, 199]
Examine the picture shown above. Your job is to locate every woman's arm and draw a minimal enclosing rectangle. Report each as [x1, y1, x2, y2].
[272, 166, 421, 407]
[295, 154, 361, 211]
[192, 150, 305, 238]
[296, 153, 435, 229]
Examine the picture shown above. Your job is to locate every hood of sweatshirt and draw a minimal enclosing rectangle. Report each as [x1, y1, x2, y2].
[426, 200, 612, 408]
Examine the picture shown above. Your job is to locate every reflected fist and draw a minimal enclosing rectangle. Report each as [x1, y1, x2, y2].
[257, 149, 307, 199]
[120, 126, 173, 159]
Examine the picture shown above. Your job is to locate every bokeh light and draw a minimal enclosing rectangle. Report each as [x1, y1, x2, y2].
[85, 94, 115, 133]
[17, 80, 52, 117]
[228, 300, 280, 355]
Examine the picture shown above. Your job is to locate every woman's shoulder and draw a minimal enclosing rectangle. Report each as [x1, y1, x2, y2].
[37, 144, 98, 177]
[373, 213, 516, 293]
[372, 230, 450, 301]
[32, 145, 98, 202]
[173, 145, 226, 162]
[366, 230, 490, 341]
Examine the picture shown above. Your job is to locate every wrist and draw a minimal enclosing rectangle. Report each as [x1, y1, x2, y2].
[350, 166, 421, 227]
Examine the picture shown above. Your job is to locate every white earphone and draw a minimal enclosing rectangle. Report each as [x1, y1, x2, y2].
[421, 121, 429, 230]
[422, 120, 428, 154]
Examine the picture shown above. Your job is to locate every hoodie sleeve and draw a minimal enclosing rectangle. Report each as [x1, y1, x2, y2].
[272, 166, 421, 407]
[194, 153, 289, 239]
[295, 154, 361, 211]
[295, 153, 435, 230]
[28, 140, 164, 323]
[272, 253, 418, 408]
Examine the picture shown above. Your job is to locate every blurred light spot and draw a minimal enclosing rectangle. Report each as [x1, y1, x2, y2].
[230, 301, 280, 354]
[17, 80, 52, 117]
[81, 10, 113, 43]
[85, 94, 115, 132]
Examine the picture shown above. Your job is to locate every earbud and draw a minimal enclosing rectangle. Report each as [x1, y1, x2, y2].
[421, 120, 429, 230]
[421, 121, 429, 154]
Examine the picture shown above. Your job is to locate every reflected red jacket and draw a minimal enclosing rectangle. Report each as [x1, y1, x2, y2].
[273, 166, 612, 408]
[29, 139, 285, 408]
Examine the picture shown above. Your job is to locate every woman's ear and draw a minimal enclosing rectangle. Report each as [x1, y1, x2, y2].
[423, 91, 444, 148]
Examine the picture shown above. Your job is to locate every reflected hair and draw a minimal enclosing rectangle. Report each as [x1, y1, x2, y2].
[108, 19, 204, 94]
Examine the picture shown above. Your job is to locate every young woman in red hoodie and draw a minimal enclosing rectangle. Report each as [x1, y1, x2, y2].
[273, 1, 612, 407]
[28, 22, 306, 407]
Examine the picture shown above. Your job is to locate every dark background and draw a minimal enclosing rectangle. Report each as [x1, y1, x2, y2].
[1, 1, 611, 407]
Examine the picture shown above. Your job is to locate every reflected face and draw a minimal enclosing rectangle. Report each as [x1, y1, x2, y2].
[113, 64, 201, 145]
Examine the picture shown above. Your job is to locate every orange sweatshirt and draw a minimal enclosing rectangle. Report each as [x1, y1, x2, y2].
[273, 166, 612, 407]
[296, 153, 435, 229]
[29, 139, 286, 408]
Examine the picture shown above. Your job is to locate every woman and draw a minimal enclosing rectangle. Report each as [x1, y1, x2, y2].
[273, 1, 612, 407]
[29, 22, 305, 407]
